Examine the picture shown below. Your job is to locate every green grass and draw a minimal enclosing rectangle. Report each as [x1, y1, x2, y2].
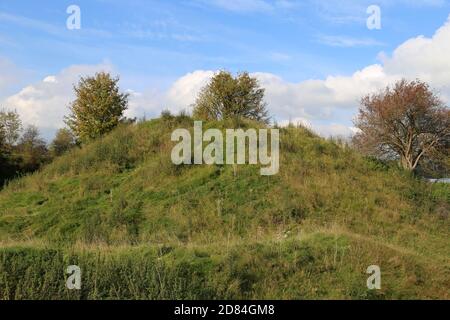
[1, 232, 448, 300]
[0, 117, 449, 299]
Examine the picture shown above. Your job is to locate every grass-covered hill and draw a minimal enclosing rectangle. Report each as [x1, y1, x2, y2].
[0, 116, 448, 299]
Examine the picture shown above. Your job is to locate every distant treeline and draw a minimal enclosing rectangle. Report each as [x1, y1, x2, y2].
[0, 109, 77, 186]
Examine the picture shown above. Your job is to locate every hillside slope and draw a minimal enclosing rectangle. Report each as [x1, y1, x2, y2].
[0, 117, 449, 299]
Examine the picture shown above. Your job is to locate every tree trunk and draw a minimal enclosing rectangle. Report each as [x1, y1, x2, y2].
[401, 155, 414, 171]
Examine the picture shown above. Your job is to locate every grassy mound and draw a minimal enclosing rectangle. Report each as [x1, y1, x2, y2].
[0, 117, 448, 299]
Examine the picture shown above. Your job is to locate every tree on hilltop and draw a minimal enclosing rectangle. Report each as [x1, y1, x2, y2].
[353, 79, 450, 173]
[193, 71, 269, 123]
[65, 72, 129, 143]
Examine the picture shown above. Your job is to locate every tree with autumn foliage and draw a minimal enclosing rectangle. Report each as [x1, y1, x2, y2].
[353, 79, 450, 173]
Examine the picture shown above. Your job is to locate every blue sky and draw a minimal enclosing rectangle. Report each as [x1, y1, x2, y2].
[1, 0, 450, 139]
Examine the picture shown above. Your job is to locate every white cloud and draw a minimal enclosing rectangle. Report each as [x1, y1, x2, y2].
[2, 63, 113, 133]
[147, 67, 388, 137]
[277, 117, 358, 138]
[3, 15, 450, 139]
[43, 76, 57, 83]
[158, 15, 450, 137]
[266, 15, 450, 134]
[126, 88, 166, 120]
[382, 18, 450, 100]
[165, 70, 215, 112]
[313, 123, 356, 137]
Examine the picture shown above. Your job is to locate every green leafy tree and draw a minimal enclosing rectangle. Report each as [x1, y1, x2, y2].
[50, 128, 77, 157]
[193, 71, 269, 123]
[65, 72, 129, 143]
[0, 121, 5, 151]
[0, 121, 7, 164]
[17, 125, 49, 172]
[0, 109, 21, 186]
[0, 109, 22, 147]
